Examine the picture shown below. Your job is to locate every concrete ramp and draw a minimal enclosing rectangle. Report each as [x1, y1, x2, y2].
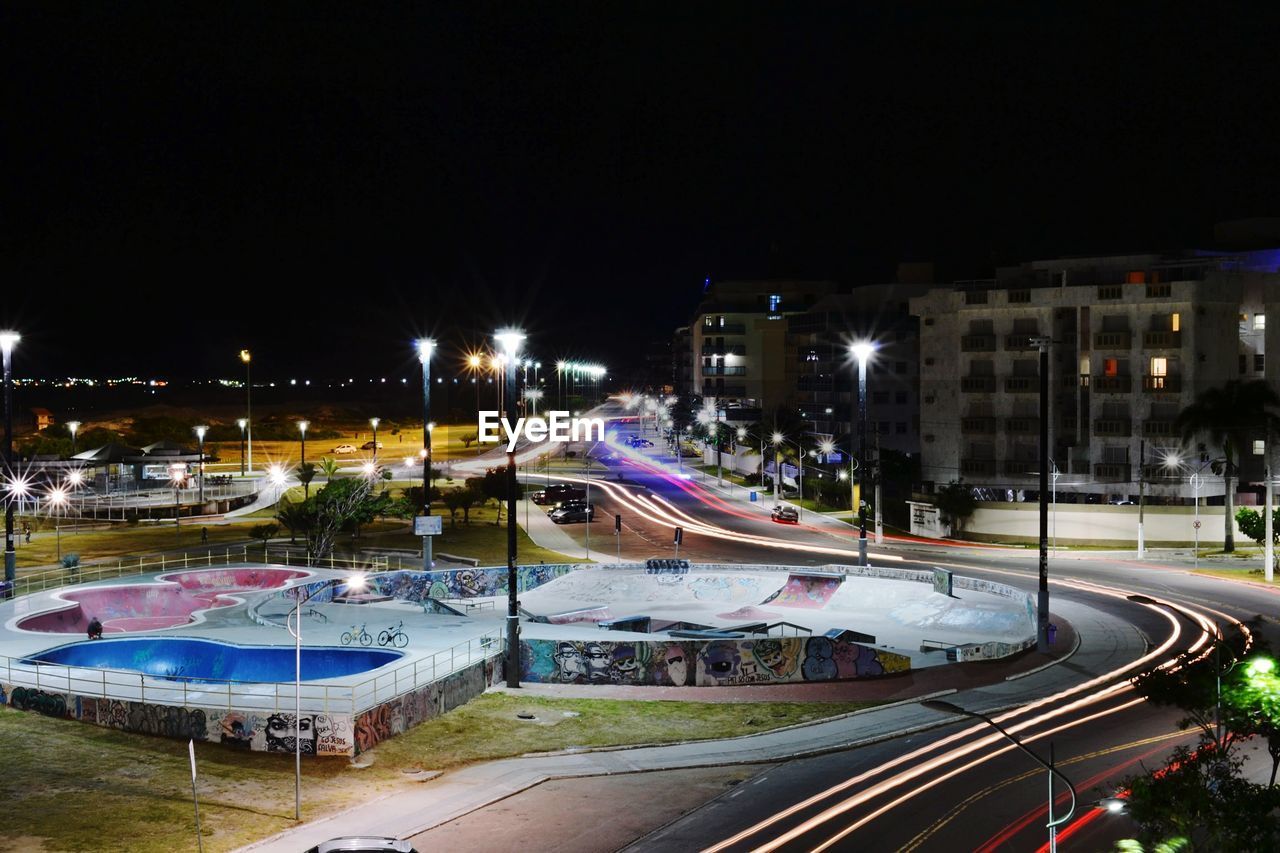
[760, 571, 844, 609]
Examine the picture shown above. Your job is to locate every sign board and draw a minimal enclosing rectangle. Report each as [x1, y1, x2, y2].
[674, 526, 684, 545]
[932, 567, 954, 597]
[614, 513, 622, 533]
[414, 515, 443, 536]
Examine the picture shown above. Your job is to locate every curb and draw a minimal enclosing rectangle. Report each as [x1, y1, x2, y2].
[1005, 626, 1082, 681]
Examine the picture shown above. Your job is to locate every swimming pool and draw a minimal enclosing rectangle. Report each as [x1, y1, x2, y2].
[26, 637, 402, 682]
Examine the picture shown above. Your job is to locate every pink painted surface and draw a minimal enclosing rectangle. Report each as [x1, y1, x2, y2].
[18, 567, 309, 634]
[547, 606, 614, 625]
[763, 574, 843, 609]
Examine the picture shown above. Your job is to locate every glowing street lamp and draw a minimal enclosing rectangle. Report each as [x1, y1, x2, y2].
[2, 330, 20, 590]
[297, 421, 310, 498]
[495, 329, 524, 689]
[193, 425, 208, 504]
[286, 573, 366, 820]
[169, 463, 186, 532]
[239, 349, 253, 474]
[66, 420, 81, 456]
[416, 339, 436, 571]
[236, 419, 248, 477]
[772, 432, 806, 519]
[369, 417, 380, 464]
[850, 341, 877, 566]
[45, 485, 69, 561]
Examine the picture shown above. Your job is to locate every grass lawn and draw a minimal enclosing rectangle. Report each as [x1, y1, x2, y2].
[203, 423, 484, 471]
[10, 521, 261, 570]
[0, 693, 872, 852]
[1193, 567, 1280, 588]
[363, 506, 587, 565]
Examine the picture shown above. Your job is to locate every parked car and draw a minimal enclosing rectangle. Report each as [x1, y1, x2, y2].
[771, 504, 799, 524]
[550, 500, 595, 524]
[531, 484, 585, 505]
[631, 438, 654, 448]
[305, 838, 417, 853]
[360, 440, 383, 450]
[332, 444, 358, 454]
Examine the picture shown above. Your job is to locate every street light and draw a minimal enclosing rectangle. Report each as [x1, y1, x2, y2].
[495, 329, 524, 689]
[850, 341, 876, 566]
[45, 485, 68, 561]
[286, 573, 366, 820]
[240, 349, 252, 475]
[2, 331, 20, 590]
[772, 432, 806, 520]
[169, 463, 186, 532]
[296, 421, 309, 498]
[236, 419, 248, 477]
[193, 425, 208, 505]
[921, 699, 1076, 851]
[369, 417, 380, 465]
[417, 339, 435, 571]
[66, 420, 81, 456]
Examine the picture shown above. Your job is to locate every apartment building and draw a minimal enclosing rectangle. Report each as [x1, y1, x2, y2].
[912, 251, 1280, 501]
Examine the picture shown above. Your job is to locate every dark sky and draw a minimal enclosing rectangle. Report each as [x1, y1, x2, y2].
[4, 1, 1280, 379]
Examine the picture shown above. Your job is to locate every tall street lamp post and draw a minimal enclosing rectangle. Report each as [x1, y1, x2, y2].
[297, 421, 309, 498]
[495, 330, 525, 689]
[2, 331, 19, 590]
[417, 340, 435, 571]
[240, 350, 252, 474]
[169, 464, 185, 533]
[772, 432, 805, 521]
[236, 419, 247, 476]
[193, 425, 208, 505]
[46, 485, 68, 561]
[370, 417, 380, 465]
[921, 699, 1076, 852]
[1031, 335, 1052, 653]
[851, 341, 876, 566]
[286, 574, 365, 820]
[67, 420, 80, 456]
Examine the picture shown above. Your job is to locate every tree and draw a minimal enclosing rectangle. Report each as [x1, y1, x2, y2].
[274, 501, 309, 545]
[298, 461, 317, 498]
[1176, 380, 1280, 553]
[468, 467, 509, 525]
[934, 480, 976, 535]
[318, 456, 341, 482]
[459, 432, 478, 449]
[249, 523, 279, 554]
[455, 487, 480, 524]
[441, 489, 465, 525]
[1233, 507, 1280, 570]
[302, 476, 392, 558]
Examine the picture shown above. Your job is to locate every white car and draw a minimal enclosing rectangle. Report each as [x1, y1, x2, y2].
[331, 444, 358, 454]
[305, 839, 417, 853]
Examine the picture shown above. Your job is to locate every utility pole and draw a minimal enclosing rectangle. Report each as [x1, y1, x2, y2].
[1267, 427, 1274, 583]
[873, 424, 883, 545]
[1137, 439, 1146, 559]
[1032, 336, 1052, 653]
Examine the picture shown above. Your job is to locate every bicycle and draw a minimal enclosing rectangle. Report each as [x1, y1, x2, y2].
[341, 623, 373, 646]
[378, 619, 410, 648]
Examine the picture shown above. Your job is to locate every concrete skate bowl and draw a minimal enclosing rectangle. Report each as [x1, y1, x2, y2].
[516, 564, 1039, 687]
[24, 637, 402, 682]
[15, 567, 309, 634]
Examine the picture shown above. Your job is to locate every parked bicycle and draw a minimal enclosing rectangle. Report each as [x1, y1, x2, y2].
[341, 623, 373, 646]
[378, 619, 409, 648]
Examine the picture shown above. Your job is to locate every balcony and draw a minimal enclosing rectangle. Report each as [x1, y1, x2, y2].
[1142, 330, 1182, 348]
[1098, 285, 1123, 300]
[711, 323, 746, 335]
[1062, 374, 1089, 390]
[1004, 376, 1038, 393]
[1094, 375, 1132, 393]
[1093, 331, 1132, 349]
[1094, 462, 1132, 482]
[1005, 417, 1040, 434]
[961, 417, 996, 435]
[1004, 333, 1038, 350]
[961, 375, 997, 393]
[1004, 460, 1039, 476]
[1093, 418, 1133, 437]
[961, 334, 997, 352]
[1143, 375, 1182, 393]
[960, 458, 997, 477]
[702, 366, 747, 376]
[1142, 419, 1178, 438]
[702, 343, 746, 356]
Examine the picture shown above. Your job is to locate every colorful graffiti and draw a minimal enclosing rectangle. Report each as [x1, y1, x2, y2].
[763, 574, 844, 609]
[519, 636, 909, 687]
[368, 564, 578, 603]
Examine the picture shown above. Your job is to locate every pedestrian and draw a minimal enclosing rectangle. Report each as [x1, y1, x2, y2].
[87, 617, 103, 640]
[201, 527, 209, 545]
[22, 522, 31, 544]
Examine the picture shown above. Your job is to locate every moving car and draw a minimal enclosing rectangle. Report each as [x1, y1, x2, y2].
[771, 504, 799, 524]
[550, 500, 595, 524]
[360, 440, 383, 450]
[630, 438, 654, 448]
[331, 444, 358, 454]
[531, 484, 586, 505]
[304, 837, 417, 853]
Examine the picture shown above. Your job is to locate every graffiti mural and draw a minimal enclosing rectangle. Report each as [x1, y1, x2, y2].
[8, 687, 70, 718]
[367, 564, 579, 603]
[763, 574, 844, 609]
[521, 639, 689, 686]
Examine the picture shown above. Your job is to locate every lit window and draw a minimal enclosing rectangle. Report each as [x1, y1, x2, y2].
[1150, 357, 1167, 376]
[1171, 313, 1181, 332]
[1256, 314, 1267, 331]
[704, 316, 713, 327]
[717, 316, 726, 328]
[1104, 358, 1118, 377]
[1255, 439, 1266, 456]
[769, 294, 782, 312]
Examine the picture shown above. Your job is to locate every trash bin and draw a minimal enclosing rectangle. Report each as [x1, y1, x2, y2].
[749, 491, 758, 502]
[0, 580, 13, 600]
[1047, 623, 1058, 645]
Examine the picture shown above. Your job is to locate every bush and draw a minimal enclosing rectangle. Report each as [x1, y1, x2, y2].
[60, 554, 81, 568]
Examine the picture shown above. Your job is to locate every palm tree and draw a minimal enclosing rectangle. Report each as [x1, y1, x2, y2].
[274, 501, 309, 545]
[318, 456, 341, 482]
[298, 461, 317, 499]
[1176, 379, 1280, 553]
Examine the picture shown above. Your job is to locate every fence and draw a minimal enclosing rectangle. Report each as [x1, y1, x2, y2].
[0, 630, 505, 718]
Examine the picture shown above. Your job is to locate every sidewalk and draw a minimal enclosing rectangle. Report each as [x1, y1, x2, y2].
[513, 498, 598, 561]
[238, 597, 1130, 852]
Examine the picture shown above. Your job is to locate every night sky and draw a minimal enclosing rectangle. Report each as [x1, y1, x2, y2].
[5, 2, 1280, 379]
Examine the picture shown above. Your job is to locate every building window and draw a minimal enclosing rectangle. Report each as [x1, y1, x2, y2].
[896, 422, 907, 434]
[1257, 353, 1266, 372]
[1172, 312, 1181, 332]
[768, 294, 782, 312]
[895, 361, 907, 374]
[1104, 358, 1118, 377]
[1255, 439, 1266, 456]
[717, 316, 726, 328]
[896, 391, 907, 404]
[704, 316, 713, 327]
[1150, 357, 1167, 377]
[873, 391, 889, 405]
[1256, 314, 1267, 331]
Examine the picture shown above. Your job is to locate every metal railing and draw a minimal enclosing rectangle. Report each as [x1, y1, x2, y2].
[0, 631, 505, 717]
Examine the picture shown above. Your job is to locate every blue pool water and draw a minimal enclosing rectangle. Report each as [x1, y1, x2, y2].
[27, 637, 402, 682]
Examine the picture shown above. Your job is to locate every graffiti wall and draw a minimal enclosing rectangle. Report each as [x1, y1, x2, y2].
[762, 574, 844, 609]
[368, 564, 579, 602]
[519, 636, 909, 687]
[0, 654, 502, 756]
